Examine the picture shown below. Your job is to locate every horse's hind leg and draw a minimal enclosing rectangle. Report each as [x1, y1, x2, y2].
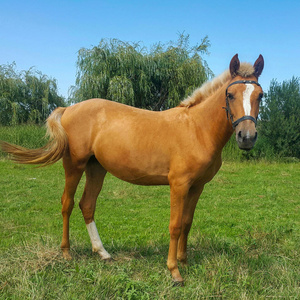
[61, 156, 85, 260]
[79, 156, 111, 260]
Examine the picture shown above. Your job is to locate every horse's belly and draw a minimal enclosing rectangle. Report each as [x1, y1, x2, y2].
[95, 150, 170, 186]
[102, 163, 170, 185]
[113, 171, 169, 186]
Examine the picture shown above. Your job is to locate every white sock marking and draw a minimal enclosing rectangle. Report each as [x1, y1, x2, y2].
[243, 84, 254, 115]
[86, 221, 111, 259]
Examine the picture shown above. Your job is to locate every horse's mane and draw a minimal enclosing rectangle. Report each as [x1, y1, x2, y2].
[179, 63, 255, 108]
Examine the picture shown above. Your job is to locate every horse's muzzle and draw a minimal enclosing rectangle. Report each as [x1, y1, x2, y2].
[236, 129, 257, 150]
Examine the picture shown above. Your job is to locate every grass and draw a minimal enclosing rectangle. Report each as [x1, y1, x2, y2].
[0, 159, 299, 299]
[0, 125, 47, 152]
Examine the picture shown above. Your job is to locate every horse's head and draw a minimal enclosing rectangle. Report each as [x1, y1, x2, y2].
[225, 54, 264, 150]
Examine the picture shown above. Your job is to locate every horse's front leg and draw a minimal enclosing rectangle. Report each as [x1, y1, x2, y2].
[177, 184, 204, 266]
[167, 181, 190, 284]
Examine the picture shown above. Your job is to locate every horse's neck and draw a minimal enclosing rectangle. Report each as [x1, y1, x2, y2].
[190, 85, 234, 153]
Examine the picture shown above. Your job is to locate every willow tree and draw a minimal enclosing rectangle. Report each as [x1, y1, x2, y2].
[71, 34, 213, 110]
[0, 63, 65, 125]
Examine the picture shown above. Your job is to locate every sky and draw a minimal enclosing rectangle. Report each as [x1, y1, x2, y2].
[0, 0, 299, 99]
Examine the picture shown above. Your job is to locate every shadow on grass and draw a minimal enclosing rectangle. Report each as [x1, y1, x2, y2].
[68, 233, 272, 268]
[4, 230, 290, 279]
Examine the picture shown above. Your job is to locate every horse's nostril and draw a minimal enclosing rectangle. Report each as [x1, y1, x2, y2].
[238, 131, 242, 138]
[254, 132, 258, 140]
[243, 135, 249, 142]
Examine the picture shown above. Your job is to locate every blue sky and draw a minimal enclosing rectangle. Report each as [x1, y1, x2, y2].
[1, 0, 299, 98]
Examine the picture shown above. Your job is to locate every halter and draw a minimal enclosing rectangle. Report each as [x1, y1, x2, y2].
[223, 80, 261, 129]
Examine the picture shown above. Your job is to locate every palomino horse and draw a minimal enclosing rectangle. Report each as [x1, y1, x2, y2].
[1, 54, 264, 284]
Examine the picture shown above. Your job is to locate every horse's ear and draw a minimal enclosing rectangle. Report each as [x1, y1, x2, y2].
[229, 54, 240, 78]
[253, 54, 264, 78]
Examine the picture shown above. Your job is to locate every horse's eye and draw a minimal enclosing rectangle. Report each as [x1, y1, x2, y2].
[227, 93, 234, 101]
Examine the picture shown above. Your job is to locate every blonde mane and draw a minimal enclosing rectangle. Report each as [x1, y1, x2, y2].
[179, 62, 255, 108]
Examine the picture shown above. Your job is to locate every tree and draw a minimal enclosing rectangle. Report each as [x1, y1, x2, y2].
[259, 77, 300, 158]
[71, 33, 212, 110]
[0, 63, 65, 125]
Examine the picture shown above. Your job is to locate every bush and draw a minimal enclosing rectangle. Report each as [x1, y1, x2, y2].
[259, 78, 300, 159]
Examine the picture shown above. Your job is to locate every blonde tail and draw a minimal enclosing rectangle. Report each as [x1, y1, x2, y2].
[0, 107, 68, 166]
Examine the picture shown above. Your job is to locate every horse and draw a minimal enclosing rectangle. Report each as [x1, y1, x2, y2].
[0, 54, 264, 284]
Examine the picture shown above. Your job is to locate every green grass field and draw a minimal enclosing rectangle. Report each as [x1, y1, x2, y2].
[0, 159, 299, 299]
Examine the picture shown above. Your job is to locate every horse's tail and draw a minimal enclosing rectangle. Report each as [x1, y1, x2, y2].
[0, 107, 68, 166]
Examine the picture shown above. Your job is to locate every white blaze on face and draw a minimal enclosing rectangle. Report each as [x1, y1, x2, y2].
[243, 84, 255, 116]
[86, 221, 111, 259]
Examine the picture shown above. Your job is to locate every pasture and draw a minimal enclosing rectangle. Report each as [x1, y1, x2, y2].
[0, 159, 299, 299]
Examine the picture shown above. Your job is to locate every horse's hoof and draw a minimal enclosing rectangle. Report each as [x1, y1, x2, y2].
[102, 257, 115, 262]
[172, 280, 184, 287]
[62, 250, 72, 261]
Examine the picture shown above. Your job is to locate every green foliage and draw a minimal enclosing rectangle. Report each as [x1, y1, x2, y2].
[258, 77, 300, 158]
[0, 63, 65, 125]
[71, 33, 213, 110]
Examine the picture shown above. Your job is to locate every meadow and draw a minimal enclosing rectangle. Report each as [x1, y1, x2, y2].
[0, 126, 299, 299]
